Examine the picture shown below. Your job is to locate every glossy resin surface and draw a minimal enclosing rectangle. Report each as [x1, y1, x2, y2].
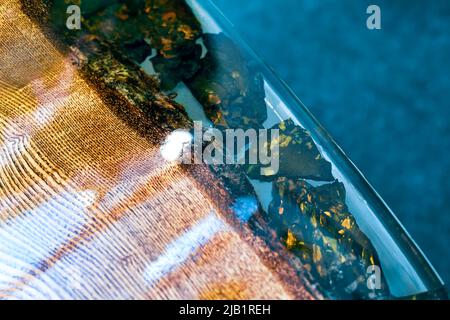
[0, 0, 445, 299]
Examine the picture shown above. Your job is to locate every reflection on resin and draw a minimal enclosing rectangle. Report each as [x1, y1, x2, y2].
[19, 0, 446, 299]
[144, 211, 226, 286]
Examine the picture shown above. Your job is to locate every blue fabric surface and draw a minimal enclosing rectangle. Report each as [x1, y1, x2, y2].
[213, 0, 450, 287]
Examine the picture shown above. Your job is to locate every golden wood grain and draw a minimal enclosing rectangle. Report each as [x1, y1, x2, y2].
[0, 0, 314, 300]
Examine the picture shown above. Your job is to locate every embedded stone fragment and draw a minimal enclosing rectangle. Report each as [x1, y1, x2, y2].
[245, 119, 334, 181]
[186, 33, 268, 130]
[267, 177, 389, 298]
[45, 0, 203, 89]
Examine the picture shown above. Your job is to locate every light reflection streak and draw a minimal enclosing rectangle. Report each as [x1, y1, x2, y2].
[0, 189, 96, 292]
[144, 212, 226, 286]
[0, 60, 73, 168]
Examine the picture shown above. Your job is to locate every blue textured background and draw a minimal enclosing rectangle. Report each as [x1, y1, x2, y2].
[213, 0, 450, 287]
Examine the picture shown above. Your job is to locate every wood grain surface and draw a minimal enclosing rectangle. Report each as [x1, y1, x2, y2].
[0, 0, 314, 300]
